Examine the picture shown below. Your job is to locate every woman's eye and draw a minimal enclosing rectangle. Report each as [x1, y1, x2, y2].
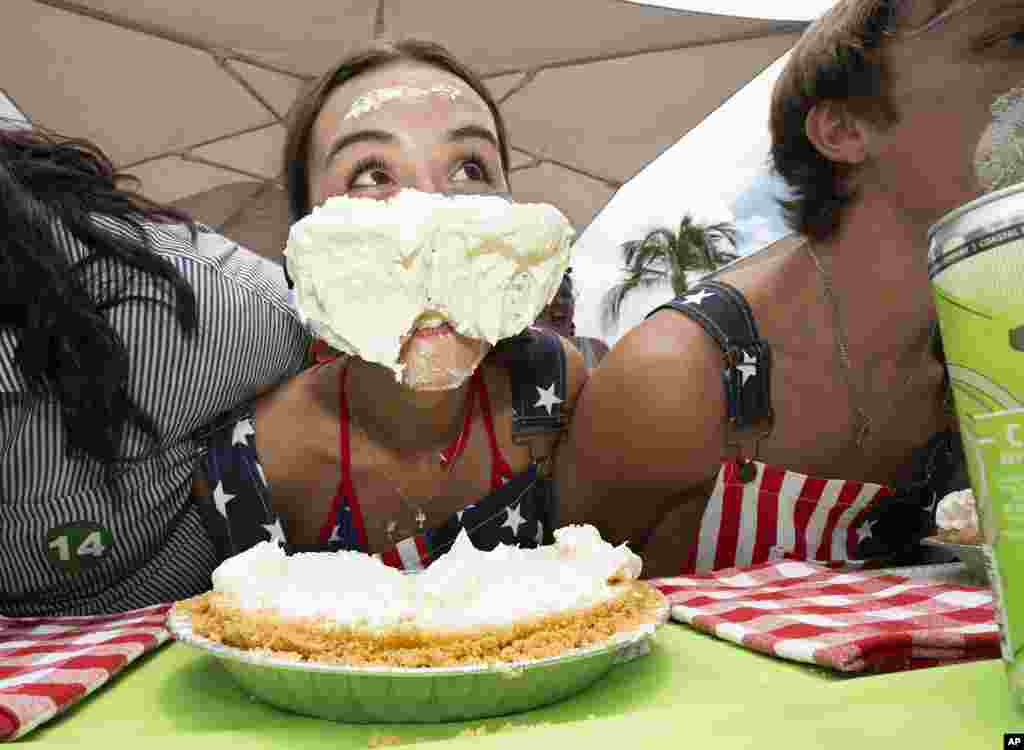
[451, 159, 489, 183]
[351, 168, 392, 189]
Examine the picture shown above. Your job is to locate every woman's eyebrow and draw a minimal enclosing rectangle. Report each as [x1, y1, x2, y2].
[446, 125, 500, 150]
[324, 129, 396, 166]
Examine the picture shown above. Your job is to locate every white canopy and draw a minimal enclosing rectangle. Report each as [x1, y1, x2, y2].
[7, 0, 807, 259]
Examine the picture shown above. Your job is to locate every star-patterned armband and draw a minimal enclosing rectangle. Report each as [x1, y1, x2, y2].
[648, 280, 774, 479]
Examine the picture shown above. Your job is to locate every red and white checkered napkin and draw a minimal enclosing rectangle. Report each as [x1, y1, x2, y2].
[0, 603, 172, 741]
[650, 562, 1000, 673]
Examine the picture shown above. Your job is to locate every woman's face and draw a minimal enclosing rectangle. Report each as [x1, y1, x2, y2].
[306, 61, 509, 391]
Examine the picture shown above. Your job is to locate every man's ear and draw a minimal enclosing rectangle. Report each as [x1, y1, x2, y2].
[805, 101, 872, 165]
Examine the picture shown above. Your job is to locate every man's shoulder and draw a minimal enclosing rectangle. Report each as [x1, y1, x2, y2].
[614, 306, 725, 375]
[586, 310, 727, 433]
[563, 307, 728, 501]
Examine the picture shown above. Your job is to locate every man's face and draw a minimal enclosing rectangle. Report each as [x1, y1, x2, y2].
[862, 0, 1024, 224]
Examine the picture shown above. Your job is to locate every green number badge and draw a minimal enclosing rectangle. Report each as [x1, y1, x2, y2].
[45, 523, 113, 573]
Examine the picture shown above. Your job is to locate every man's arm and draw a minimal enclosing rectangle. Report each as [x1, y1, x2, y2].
[556, 310, 727, 552]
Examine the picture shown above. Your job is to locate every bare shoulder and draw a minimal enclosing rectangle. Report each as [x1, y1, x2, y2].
[255, 361, 320, 415]
[578, 309, 727, 460]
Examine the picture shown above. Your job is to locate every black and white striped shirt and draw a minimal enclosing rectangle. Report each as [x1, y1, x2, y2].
[0, 219, 309, 616]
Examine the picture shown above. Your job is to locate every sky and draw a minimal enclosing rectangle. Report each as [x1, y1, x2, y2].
[571, 52, 793, 343]
[571, 0, 834, 343]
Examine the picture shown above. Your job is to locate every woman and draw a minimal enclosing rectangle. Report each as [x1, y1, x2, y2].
[0, 130, 310, 616]
[195, 39, 586, 569]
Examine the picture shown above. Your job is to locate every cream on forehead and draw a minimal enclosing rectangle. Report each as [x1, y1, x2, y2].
[343, 83, 464, 120]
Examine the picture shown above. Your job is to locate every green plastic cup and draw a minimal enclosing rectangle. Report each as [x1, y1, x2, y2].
[928, 182, 1024, 710]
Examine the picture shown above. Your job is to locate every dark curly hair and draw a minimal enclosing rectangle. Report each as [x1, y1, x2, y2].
[1, 129, 197, 474]
[769, 0, 907, 242]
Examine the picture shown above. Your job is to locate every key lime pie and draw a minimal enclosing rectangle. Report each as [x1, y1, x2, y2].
[176, 525, 664, 668]
[923, 489, 988, 584]
[935, 489, 981, 545]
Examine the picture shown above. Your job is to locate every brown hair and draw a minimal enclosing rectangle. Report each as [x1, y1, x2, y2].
[283, 38, 511, 223]
[769, 0, 966, 241]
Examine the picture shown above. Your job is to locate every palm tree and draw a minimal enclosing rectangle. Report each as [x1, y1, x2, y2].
[600, 215, 739, 333]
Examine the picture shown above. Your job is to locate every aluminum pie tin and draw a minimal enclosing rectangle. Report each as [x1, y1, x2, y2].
[920, 537, 989, 584]
[166, 590, 669, 724]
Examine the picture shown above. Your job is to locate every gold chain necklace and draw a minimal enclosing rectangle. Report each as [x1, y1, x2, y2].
[803, 242, 930, 451]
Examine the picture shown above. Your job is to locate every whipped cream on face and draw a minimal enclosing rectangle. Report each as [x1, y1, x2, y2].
[210, 525, 641, 632]
[344, 84, 463, 120]
[936, 489, 979, 533]
[285, 190, 574, 382]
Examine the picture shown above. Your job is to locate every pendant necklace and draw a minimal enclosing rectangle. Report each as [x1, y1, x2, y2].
[344, 364, 474, 543]
[804, 243, 932, 451]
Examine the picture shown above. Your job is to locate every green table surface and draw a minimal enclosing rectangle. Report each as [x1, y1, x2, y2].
[24, 620, 1024, 749]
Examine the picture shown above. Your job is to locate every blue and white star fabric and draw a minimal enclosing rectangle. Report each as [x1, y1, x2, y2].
[195, 409, 287, 560]
[647, 281, 772, 432]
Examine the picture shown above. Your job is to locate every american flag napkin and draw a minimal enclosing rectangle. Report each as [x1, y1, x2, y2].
[651, 561, 1000, 673]
[0, 603, 171, 740]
